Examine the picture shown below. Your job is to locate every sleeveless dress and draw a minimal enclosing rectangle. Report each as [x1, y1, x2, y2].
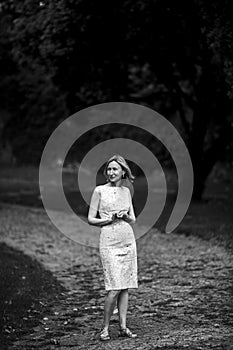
[96, 185, 138, 291]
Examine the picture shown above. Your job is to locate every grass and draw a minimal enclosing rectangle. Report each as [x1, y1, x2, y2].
[0, 162, 232, 244]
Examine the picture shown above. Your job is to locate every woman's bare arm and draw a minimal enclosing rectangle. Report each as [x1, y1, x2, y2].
[126, 188, 136, 223]
[88, 187, 113, 227]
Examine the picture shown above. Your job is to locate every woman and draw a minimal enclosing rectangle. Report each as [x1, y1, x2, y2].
[88, 154, 138, 341]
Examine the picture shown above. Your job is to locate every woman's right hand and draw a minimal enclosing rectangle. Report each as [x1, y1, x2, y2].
[101, 213, 115, 226]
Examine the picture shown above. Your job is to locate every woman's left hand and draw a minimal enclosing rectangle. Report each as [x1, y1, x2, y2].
[116, 211, 129, 221]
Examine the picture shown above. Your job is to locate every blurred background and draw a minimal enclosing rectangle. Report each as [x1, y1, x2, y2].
[0, 0, 233, 224]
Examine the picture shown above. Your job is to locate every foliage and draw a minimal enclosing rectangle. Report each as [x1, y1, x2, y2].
[0, 0, 233, 197]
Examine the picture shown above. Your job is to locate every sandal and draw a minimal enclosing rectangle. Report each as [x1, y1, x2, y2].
[99, 328, 111, 341]
[113, 306, 118, 314]
[119, 327, 137, 338]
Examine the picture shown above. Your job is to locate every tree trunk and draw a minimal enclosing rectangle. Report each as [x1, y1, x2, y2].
[189, 114, 232, 200]
[187, 104, 209, 200]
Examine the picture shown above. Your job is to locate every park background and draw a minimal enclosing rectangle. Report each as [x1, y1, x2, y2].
[0, 1, 233, 349]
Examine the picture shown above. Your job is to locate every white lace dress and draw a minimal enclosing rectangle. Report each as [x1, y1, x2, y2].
[96, 185, 138, 291]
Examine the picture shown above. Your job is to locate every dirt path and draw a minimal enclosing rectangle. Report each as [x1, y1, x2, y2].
[0, 203, 233, 349]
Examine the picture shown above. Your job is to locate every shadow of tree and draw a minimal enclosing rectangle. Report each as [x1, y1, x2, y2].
[0, 243, 65, 349]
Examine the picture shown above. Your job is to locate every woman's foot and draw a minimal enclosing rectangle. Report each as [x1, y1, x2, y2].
[100, 328, 111, 341]
[119, 327, 137, 338]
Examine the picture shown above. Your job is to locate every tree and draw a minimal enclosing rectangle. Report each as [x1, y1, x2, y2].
[1, 0, 233, 198]
[0, 0, 68, 163]
[125, 0, 233, 198]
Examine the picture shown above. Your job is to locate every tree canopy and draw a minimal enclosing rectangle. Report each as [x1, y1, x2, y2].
[0, 0, 233, 197]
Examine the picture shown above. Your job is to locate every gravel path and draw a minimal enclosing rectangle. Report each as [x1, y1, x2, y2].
[0, 203, 233, 349]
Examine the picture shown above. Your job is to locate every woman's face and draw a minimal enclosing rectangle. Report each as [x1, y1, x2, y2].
[106, 161, 125, 184]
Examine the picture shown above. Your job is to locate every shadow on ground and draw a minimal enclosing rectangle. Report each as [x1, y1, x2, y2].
[0, 243, 65, 349]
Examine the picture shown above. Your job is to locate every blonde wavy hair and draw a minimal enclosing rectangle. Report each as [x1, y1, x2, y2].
[103, 154, 135, 183]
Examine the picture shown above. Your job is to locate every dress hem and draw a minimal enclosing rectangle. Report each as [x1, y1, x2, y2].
[105, 286, 138, 291]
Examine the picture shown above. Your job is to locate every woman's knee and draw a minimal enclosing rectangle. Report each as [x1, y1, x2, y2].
[108, 290, 120, 298]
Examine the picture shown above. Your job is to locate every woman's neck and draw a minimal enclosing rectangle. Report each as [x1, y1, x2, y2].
[108, 180, 122, 187]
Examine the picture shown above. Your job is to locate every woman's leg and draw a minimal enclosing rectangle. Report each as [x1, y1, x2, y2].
[117, 289, 128, 329]
[103, 290, 120, 330]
